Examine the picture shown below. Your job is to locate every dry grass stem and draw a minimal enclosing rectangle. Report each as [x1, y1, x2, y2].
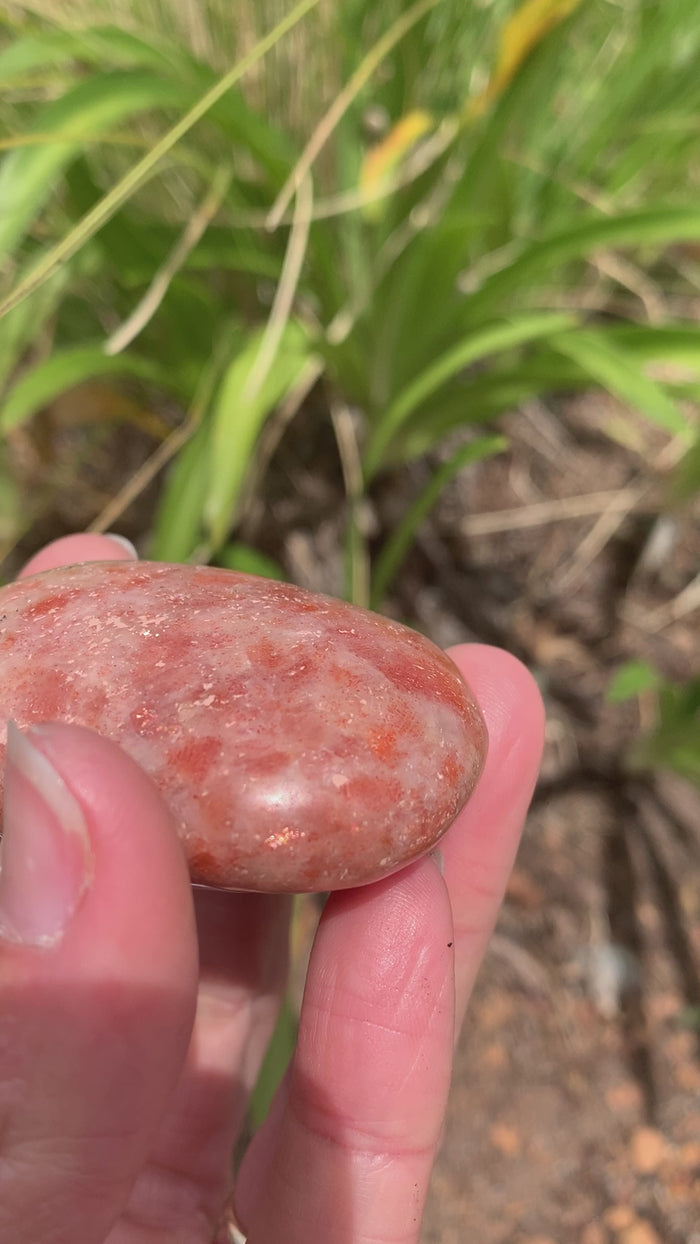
[460, 488, 646, 536]
[591, 251, 666, 323]
[105, 166, 233, 356]
[553, 485, 648, 593]
[266, 0, 440, 230]
[554, 432, 692, 591]
[638, 571, 700, 632]
[236, 355, 324, 522]
[86, 420, 195, 536]
[242, 173, 313, 407]
[0, 0, 320, 320]
[331, 399, 370, 608]
[87, 335, 235, 536]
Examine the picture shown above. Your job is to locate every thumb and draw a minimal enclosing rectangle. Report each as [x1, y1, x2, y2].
[0, 722, 198, 1244]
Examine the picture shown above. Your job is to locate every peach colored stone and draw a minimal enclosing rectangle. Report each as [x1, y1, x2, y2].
[629, 1126, 667, 1175]
[0, 561, 487, 892]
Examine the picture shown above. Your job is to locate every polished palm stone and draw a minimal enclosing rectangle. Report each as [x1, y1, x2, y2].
[0, 561, 487, 892]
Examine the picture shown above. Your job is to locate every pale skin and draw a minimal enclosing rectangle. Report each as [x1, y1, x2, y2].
[0, 533, 545, 1244]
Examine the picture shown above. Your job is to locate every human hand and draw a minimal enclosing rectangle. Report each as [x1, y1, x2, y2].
[0, 534, 544, 1244]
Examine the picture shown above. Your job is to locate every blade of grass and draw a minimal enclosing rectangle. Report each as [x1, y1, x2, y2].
[150, 420, 212, 563]
[92, 319, 239, 540]
[105, 164, 233, 354]
[266, 0, 440, 229]
[0, 260, 72, 393]
[0, 71, 187, 260]
[394, 351, 588, 459]
[363, 311, 575, 479]
[370, 434, 507, 608]
[549, 330, 690, 436]
[607, 661, 660, 704]
[598, 324, 700, 368]
[216, 542, 285, 580]
[249, 993, 298, 1129]
[0, 344, 168, 433]
[0, 0, 320, 320]
[0, 24, 192, 82]
[0, 23, 297, 181]
[204, 176, 315, 551]
[466, 0, 580, 118]
[240, 174, 313, 408]
[461, 208, 700, 326]
[331, 398, 370, 608]
[668, 431, 700, 506]
[204, 321, 313, 551]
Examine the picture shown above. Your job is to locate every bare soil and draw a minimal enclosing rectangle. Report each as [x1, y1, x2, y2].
[418, 405, 700, 1244]
[4, 392, 699, 1244]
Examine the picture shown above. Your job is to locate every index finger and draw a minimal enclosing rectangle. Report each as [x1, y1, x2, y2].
[442, 643, 545, 1025]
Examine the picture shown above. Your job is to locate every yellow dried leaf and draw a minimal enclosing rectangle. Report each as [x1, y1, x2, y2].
[359, 109, 433, 216]
[468, 0, 580, 117]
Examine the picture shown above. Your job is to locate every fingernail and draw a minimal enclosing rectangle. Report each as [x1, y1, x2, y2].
[0, 724, 94, 947]
[103, 533, 138, 559]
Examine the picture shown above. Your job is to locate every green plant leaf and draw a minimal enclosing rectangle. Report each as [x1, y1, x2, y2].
[549, 330, 689, 435]
[150, 421, 211, 564]
[0, 26, 295, 181]
[396, 349, 588, 459]
[216, 542, 285, 580]
[0, 71, 190, 261]
[0, 261, 74, 394]
[249, 992, 297, 1128]
[629, 675, 700, 786]
[637, 723, 700, 786]
[205, 321, 313, 550]
[0, 344, 166, 434]
[602, 324, 700, 369]
[0, 452, 26, 550]
[607, 660, 661, 704]
[468, 0, 580, 115]
[363, 311, 575, 478]
[678, 1006, 700, 1030]
[0, 30, 84, 81]
[0, 0, 319, 318]
[668, 430, 700, 505]
[370, 434, 507, 607]
[462, 209, 700, 325]
[0, 25, 191, 82]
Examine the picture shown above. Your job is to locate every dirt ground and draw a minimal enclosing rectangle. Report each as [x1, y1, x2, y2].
[4, 393, 700, 1243]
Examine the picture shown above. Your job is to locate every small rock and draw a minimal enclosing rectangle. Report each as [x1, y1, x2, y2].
[678, 1140, 700, 1171]
[629, 1126, 667, 1175]
[505, 868, 545, 909]
[0, 561, 487, 892]
[620, 1221, 663, 1244]
[581, 1225, 606, 1244]
[605, 1080, 644, 1116]
[489, 1122, 522, 1156]
[604, 1206, 636, 1231]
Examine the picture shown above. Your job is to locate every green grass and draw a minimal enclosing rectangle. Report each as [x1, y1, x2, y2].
[1, 0, 699, 602]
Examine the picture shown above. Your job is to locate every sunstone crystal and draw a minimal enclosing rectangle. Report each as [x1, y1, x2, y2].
[0, 561, 487, 892]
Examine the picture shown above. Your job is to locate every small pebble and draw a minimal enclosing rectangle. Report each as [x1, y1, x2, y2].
[0, 561, 487, 892]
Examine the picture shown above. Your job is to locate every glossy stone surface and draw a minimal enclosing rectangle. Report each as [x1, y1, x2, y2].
[0, 561, 487, 892]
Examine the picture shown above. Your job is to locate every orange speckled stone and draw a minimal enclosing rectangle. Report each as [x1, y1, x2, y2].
[0, 561, 487, 892]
